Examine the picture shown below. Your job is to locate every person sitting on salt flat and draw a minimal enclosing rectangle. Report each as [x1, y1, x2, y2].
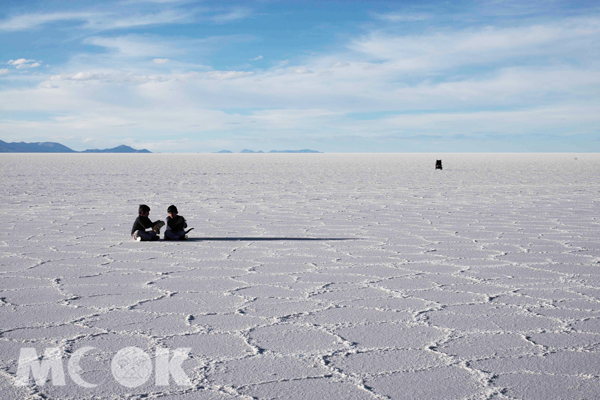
[131, 204, 163, 241]
[164, 204, 189, 241]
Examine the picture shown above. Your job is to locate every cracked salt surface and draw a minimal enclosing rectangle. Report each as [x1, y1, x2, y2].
[1, 153, 600, 399]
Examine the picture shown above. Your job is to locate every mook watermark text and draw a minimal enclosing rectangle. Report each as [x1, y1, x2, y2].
[15, 346, 192, 388]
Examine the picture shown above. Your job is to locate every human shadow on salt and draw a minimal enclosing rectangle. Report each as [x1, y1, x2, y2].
[183, 237, 356, 241]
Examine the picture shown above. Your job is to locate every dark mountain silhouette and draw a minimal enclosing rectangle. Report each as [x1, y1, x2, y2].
[0, 141, 151, 153]
[1, 140, 320, 154]
[0, 140, 76, 153]
[82, 145, 151, 153]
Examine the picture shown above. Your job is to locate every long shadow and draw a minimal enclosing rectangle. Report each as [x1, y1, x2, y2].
[183, 237, 357, 242]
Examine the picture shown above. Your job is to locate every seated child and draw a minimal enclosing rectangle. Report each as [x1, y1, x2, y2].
[164, 205, 188, 241]
[131, 204, 162, 241]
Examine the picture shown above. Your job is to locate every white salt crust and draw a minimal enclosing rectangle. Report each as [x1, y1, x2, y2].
[0, 153, 599, 399]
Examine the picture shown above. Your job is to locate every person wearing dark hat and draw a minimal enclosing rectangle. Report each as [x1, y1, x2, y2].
[164, 205, 188, 240]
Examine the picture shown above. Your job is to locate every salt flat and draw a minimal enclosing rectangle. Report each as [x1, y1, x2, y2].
[0, 153, 599, 399]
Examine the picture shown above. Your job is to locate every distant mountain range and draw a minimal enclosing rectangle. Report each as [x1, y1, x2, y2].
[0, 141, 151, 153]
[0, 140, 321, 154]
[216, 149, 322, 153]
[80, 145, 151, 153]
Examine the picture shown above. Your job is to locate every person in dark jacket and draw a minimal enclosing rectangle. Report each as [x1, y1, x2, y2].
[164, 205, 188, 240]
[131, 204, 161, 241]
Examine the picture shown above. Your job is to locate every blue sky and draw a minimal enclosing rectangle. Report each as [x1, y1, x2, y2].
[1, 0, 599, 152]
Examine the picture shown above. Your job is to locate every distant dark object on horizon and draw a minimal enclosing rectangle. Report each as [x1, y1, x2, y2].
[0, 140, 151, 153]
[240, 149, 265, 153]
[435, 160, 443, 170]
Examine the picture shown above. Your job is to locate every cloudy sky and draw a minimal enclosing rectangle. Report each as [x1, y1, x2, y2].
[1, 0, 599, 152]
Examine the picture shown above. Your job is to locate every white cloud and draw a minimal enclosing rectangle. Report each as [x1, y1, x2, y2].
[1, 12, 599, 150]
[0, 4, 253, 34]
[84, 35, 184, 58]
[27, 60, 600, 121]
[87, 10, 192, 30]
[0, 9, 192, 32]
[371, 12, 431, 22]
[39, 82, 59, 89]
[122, 0, 191, 4]
[49, 71, 171, 84]
[44, 68, 255, 86]
[7, 59, 41, 69]
[348, 18, 600, 71]
[250, 55, 263, 61]
[332, 62, 350, 68]
[50, 72, 114, 82]
[153, 58, 170, 64]
[290, 67, 313, 74]
[82, 33, 251, 62]
[249, 109, 342, 130]
[212, 8, 252, 24]
[8, 59, 30, 65]
[0, 12, 93, 31]
[0, 69, 9, 75]
[379, 105, 600, 133]
[204, 71, 254, 80]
